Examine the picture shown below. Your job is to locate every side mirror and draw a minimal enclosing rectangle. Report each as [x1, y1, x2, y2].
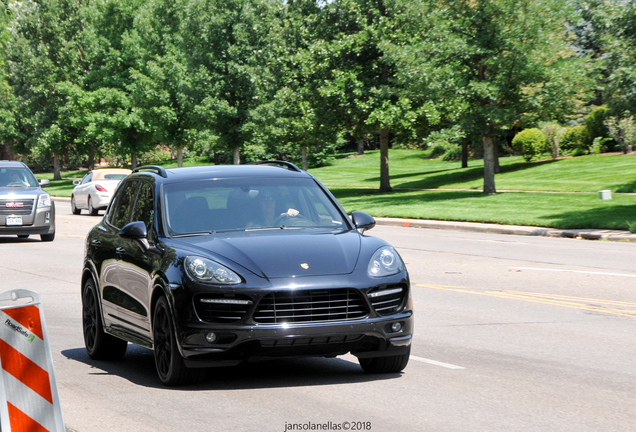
[351, 211, 375, 233]
[119, 221, 150, 252]
[39, 179, 50, 187]
[73, 180, 80, 186]
[119, 221, 148, 239]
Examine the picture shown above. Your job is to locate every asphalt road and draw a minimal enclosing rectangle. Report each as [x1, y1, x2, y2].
[1, 200, 635, 432]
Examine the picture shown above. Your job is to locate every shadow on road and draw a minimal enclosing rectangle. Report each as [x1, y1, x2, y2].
[62, 345, 404, 390]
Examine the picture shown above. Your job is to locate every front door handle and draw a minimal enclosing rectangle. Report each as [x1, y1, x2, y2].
[115, 247, 125, 255]
[91, 240, 101, 247]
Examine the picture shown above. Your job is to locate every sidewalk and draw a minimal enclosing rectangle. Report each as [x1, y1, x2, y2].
[52, 197, 636, 243]
[375, 217, 636, 243]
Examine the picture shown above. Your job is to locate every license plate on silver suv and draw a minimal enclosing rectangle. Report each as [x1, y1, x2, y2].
[6, 216, 23, 226]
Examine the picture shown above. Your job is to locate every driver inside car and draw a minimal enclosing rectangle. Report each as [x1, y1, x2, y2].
[248, 189, 299, 228]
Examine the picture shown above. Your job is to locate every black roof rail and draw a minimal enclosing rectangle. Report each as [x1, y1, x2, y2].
[133, 165, 168, 178]
[247, 160, 302, 172]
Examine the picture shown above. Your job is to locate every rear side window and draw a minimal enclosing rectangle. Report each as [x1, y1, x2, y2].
[108, 180, 140, 229]
[131, 181, 155, 242]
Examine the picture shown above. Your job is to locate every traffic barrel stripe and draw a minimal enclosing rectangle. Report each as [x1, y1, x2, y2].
[8, 402, 50, 432]
[2, 305, 43, 340]
[4, 373, 57, 432]
[0, 339, 53, 404]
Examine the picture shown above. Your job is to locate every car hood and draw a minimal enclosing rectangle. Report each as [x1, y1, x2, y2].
[0, 186, 45, 196]
[178, 229, 362, 278]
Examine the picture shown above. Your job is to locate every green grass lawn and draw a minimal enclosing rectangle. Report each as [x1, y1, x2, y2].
[43, 150, 636, 230]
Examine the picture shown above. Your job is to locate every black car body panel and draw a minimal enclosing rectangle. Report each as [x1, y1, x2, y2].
[82, 163, 413, 382]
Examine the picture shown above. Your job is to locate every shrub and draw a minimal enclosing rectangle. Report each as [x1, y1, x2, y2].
[585, 105, 611, 147]
[442, 144, 462, 161]
[571, 147, 587, 156]
[560, 126, 590, 152]
[512, 128, 547, 161]
[541, 123, 565, 159]
[429, 143, 448, 158]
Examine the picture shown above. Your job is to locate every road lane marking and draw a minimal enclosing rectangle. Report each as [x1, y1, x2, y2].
[410, 356, 465, 369]
[509, 267, 636, 278]
[416, 284, 636, 318]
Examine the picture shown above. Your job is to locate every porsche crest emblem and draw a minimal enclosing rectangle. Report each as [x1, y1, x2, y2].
[300, 263, 309, 270]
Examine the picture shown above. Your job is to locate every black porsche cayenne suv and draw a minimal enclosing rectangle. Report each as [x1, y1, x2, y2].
[81, 162, 413, 385]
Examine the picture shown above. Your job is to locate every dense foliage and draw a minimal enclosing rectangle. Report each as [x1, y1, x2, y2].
[0, 0, 634, 191]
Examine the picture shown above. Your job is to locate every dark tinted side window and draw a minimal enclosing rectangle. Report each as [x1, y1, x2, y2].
[131, 181, 155, 241]
[108, 180, 140, 229]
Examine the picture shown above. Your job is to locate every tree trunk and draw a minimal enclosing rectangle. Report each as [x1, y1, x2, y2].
[53, 152, 62, 181]
[379, 128, 392, 192]
[21, 154, 28, 164]
[88, 146, 95, 171]
[233, 147, 240, 165]
[131, 153, 137, 170]
[301, 144, 308, 171]
[177, 146, 183, 167]
[357, 140, 365, 155]
[493, 135, 500, 174]
[482, 135, 497, 194]
[461, 138, 468, 168]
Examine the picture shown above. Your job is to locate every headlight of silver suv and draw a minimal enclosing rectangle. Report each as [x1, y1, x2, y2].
[184, 256, 241, 284]
[368, 246, 404, 277]
[38, 194, 52, 208]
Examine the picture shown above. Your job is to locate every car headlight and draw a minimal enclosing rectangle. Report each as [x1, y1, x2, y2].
[38, 194, 52, 208]
[368, 246, 404, 277]
[184, 256, 241, 284]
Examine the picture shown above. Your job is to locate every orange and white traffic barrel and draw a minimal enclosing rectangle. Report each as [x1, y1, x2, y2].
[0, 289, 65, 432]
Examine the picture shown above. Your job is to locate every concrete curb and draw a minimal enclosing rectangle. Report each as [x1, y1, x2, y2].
[52, 197, 636, 243]
[375, 217, 636, 243]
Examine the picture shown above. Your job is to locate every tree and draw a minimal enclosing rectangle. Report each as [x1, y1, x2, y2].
[5, 0, 93, 179]
[394, 0, 584, 194]
[180, 0, 277, 165]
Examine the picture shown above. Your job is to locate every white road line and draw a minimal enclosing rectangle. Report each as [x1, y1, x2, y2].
[410, 356, 465, 370]
[509, 267, 636, 278]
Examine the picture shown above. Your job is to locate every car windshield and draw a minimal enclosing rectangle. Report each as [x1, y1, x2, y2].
[164, 177, 349, 236]
[0, 167, 39, 187]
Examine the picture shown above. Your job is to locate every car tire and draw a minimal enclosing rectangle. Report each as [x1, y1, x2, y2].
[358, 346, 411, 374]
[71, 195, 81, 215]
[88, 197, 98, 216]
[17, 235, 29, 239]
[40, 232, 55, 242]
[153, 296, 189, 386]
[82, 278, 128, 360]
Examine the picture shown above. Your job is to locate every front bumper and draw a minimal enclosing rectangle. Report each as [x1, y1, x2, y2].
[0, 204, 55, 236]
[174, 289, 413, 367]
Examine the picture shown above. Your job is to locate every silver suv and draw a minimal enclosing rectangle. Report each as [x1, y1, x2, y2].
[0, 161, 55, 241]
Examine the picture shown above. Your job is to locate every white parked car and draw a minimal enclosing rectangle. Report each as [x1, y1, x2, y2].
[71, 168, 131, 215]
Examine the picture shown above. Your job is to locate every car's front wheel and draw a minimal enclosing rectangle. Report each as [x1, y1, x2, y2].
[71, 195, 81, 215]
[358, 346, 411, 374]
[40, 232, 55, 242]
[82, 278, 128, 360]
[153, 296, 189, 386]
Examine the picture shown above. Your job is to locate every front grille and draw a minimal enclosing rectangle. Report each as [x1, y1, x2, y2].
[367, 285, 406, 316]
[0, 199, 34, 215]
[253, 289, 369, 324]
[194, 295, 253, 323]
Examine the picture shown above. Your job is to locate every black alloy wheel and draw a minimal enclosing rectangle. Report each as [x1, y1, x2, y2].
[153, 296, 188, 386]
[82, 278, 127, 360]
